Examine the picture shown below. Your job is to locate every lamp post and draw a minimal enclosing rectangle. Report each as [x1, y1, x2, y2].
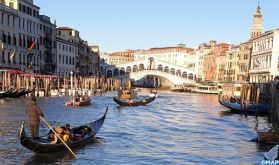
[70, 70, 73, 96]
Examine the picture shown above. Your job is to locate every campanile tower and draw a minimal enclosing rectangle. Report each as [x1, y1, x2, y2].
[250, 4, 263, 39]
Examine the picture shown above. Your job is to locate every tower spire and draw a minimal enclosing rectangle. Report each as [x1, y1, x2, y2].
[250, 3, 263, 39]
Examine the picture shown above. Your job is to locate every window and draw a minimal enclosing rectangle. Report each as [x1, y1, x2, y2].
[7, 15, 9, 26]
[13, 34, 16, 45]
[2, 32, 6, 43]
[7, 33, 11, 45]
[1, 13, 4, 24]
[9, 2, 14, 8]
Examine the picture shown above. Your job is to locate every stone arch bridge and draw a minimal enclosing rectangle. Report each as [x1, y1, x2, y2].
[105, 58, 196, 85]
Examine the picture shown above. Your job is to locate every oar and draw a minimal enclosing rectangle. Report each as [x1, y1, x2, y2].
[39, 116, 77, 158]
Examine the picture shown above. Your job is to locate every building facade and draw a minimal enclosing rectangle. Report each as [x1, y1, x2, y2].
[56, 27, 79, 77]
[109, 49, 134, 65]
[0, 0, 57, 74]
[249, 29, 279, 82]
[133, 45, 194, 68]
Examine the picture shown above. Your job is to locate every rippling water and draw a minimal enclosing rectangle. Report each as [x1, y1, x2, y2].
[0, 90, 270, 164]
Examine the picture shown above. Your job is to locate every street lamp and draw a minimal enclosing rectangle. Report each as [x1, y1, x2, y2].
[70, 70, 73, 96]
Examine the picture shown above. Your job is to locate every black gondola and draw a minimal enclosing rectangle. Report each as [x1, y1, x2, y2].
[218, 95, 269, 115]
[19, 108, 108, 153]
[0, 90, 12, 98]
[113, 96, 156, 106]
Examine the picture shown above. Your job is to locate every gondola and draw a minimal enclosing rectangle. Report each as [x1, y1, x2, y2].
[65, 96, 91, 106]
[65, 98, 91, 106]
[218, 95, 270, 115]
[113, 96, 156, 106]
[0, 90, 11, 98]
[19, 108, 108, 153]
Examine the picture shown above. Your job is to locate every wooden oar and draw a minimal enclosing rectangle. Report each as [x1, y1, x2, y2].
[39, 116, 77, 158]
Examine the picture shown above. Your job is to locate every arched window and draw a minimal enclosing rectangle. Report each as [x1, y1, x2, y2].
[107, 70, 112, 77]
[188, 73, 194, 80]
[182, 71, 187, 78]
[139, 63, 144, 70]
[176, 70, 181, 76]
[164, 66, 169, 73]
[113, 68, 119, 76]
[157, 64, 163, 71]
[170, 68, 175, 75]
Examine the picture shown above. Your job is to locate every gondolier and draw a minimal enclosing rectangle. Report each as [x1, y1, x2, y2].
[26, 95, 44, 139]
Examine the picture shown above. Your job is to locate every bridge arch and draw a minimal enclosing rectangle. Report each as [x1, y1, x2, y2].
[158, 64, 163, 71]
[139, 64, 144, 70]
[113, 68, 119, 76]
[130, 70, 195, 85]
[164, 66, 169, 73]
[120, 67, 125, 75]
[133, 65, 138, 72]
[170, 68, 175, 75]
[126, 66, 132, 75]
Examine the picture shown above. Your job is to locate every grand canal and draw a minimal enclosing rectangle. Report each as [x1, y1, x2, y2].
[0, 90, 270, 164]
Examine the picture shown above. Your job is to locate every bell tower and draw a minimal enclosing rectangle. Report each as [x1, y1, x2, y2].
[250, 4, 263, 39]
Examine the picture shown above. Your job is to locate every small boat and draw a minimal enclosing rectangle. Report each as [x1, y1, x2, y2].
[149, 90, 158, 98]
[117, 89, 137, 99]
[113, 96, 156, 106]
[195, 83, 219, 94]
[19, 108, 108, 153]
[264, 144, 279, 160]
[218, 95, 270, 115]
[256, 128, 279, 144]
[65, 96, 91, 106]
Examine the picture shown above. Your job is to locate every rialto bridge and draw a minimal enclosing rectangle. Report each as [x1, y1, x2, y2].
[105, 58, 196, 85]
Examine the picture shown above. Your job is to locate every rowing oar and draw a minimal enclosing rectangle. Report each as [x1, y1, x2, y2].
[39, 116, 77, 158]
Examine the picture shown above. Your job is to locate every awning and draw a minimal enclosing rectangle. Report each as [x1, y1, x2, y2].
[22, 73, 58, 78]
[0, 67, 26, 74]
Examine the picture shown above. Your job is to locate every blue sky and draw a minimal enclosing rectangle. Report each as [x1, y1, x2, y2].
[35, 0, 279, 53]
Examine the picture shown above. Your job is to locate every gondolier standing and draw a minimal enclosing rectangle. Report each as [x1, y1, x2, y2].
[26, 95, 44, 139]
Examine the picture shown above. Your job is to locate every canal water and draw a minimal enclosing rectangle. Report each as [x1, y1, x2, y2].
[0, 90, 269, 164]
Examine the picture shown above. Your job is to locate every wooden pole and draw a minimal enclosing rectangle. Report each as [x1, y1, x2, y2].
[39, 116, 77, 158]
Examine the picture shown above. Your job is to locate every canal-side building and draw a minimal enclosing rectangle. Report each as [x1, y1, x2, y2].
[0, 0, 57, 74]
[56, 27, 79, 77]
[238, 41, 252, 82]
[203, 42, 230, 82]
[133, 44, 194, 68]
[38, 15, 56, 74]
[78, 39, 91, 76]
[109, 49, 134, 65]
[214, 43, 230, 83]
[89, 45, 100, 77]
[249, 29, 279, 82]
[224, 45, 240, 82]
[195, 41, 214, 82]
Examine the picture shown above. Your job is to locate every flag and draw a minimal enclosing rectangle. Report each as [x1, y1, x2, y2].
[27, 41, 36, 52]
[10, 50, 16, 62]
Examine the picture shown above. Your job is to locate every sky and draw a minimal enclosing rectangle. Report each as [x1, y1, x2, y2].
[35, 0, 279, 53]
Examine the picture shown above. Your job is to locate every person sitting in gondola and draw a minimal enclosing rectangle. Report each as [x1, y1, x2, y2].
[48, 127, 63, 144]
[61, 124, 73, 141]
